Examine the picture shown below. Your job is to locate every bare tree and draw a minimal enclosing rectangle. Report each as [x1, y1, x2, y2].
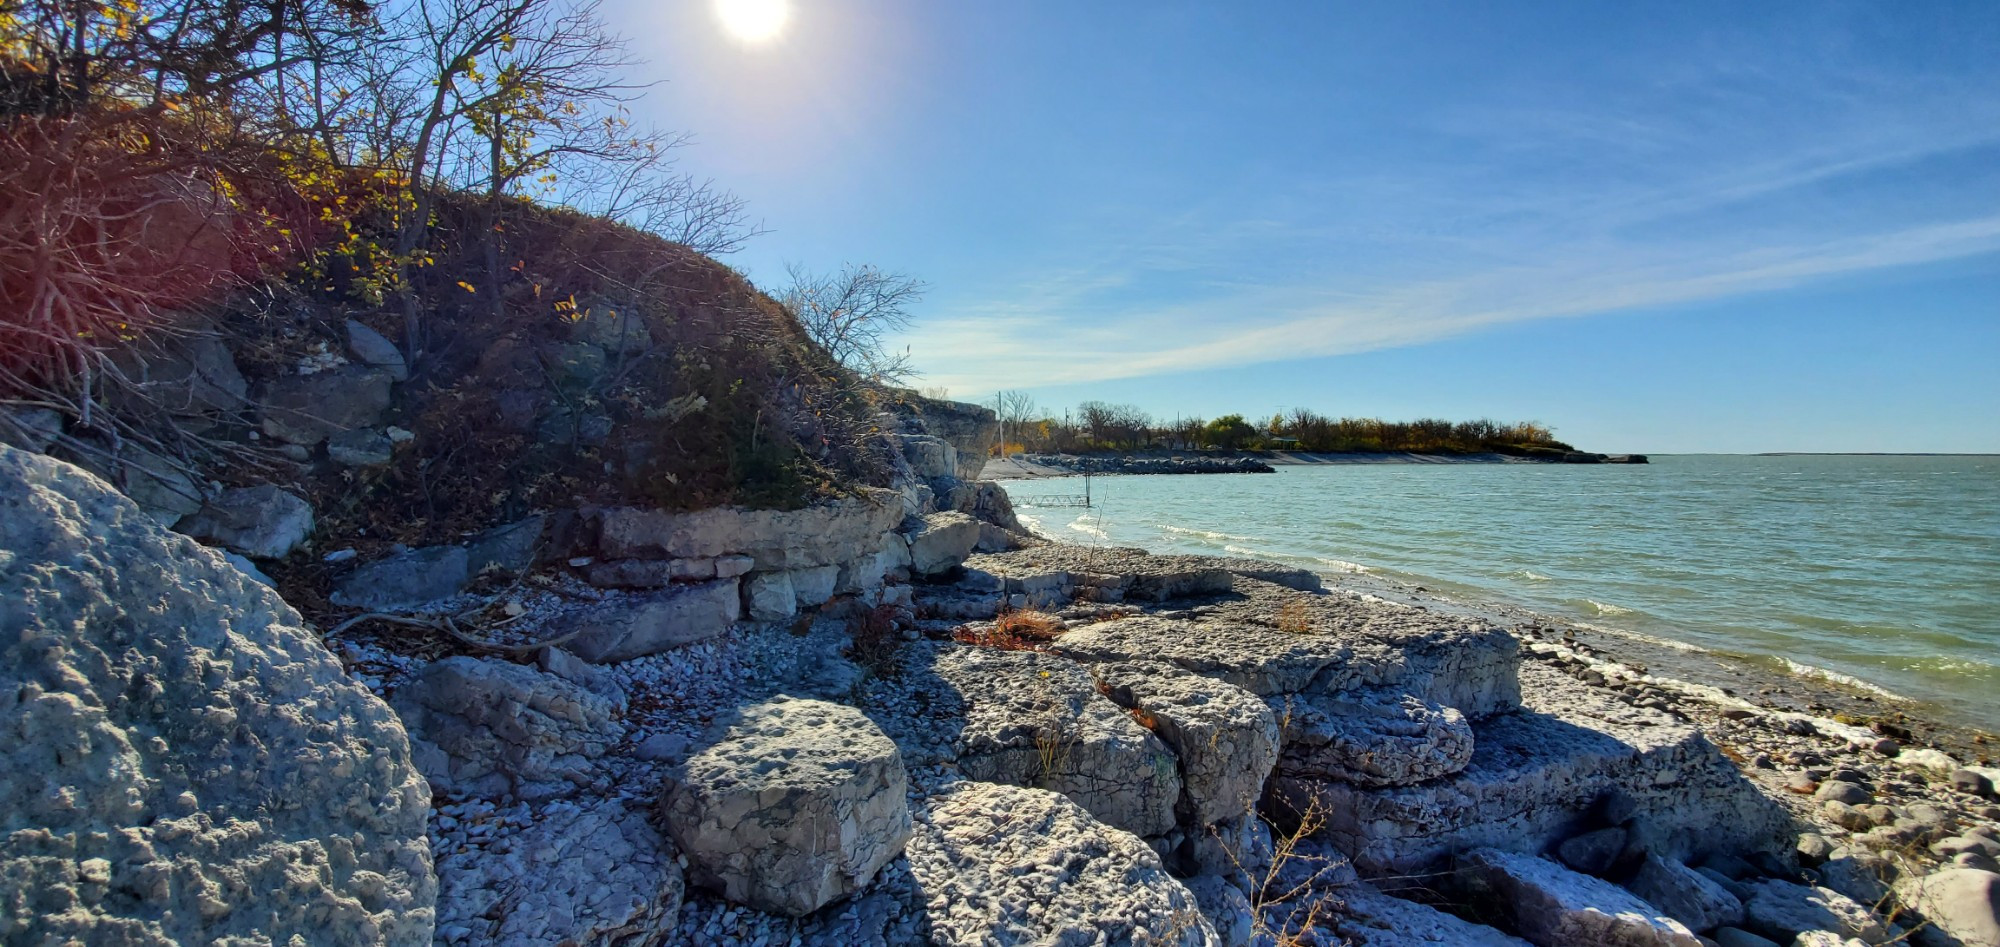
[781, 263, 926, 384]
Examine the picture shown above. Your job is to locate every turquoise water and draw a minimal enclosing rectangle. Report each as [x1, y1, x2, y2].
[999, 455, 2000, 730]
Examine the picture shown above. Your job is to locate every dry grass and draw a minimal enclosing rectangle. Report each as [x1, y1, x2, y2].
[1276, 598, 1315, 634]
[845, 604, 904, 679]
[1206, 795, 1349, 946]
[953, 608, 1067, 652]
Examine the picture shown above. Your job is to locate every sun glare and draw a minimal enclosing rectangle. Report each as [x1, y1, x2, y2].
[714, 0, 790, 44]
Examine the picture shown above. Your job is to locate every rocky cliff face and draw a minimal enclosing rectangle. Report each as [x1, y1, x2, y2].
[0, 445, 436, 945]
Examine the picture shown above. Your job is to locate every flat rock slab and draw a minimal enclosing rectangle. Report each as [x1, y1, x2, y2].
[434, 797, 682, 945]
[1458, 848, 1702, 947]
[1329, 882, 1533, 946]
[0, 446, 435, 945]
[1285, 664, 1791, 876]
[930, 647, 1183, 838]
[905, 782, 1218, 947]
[1053, 611, 1520, 719]
[664, 697, 912, 917]
[392, 656, 622, 802]
[561, 579, 742, 663]
[1626, 854, 1745, 933]
[1740, 879, 1888, 944]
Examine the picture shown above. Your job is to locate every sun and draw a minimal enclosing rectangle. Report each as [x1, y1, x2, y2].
[713, 0, 790, 44]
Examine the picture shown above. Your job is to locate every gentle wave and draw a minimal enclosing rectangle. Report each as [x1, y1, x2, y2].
[1314, 557, 1372, 574]
[1159, 524, 1252, 543]
[1514, 570, 1553, 581]
[1581, 599, 1637, 617]
[1780, 658, 1911, 701]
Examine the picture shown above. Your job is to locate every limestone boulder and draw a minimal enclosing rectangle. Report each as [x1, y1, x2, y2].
[331, 544, 470, 610]
[1739, 879, 1888, 945]
[1055, 616, 1361, 697]
[344, 319, 408, 381]
[1458, 848, 1702, 947]
[593, 488, 902, 569]
[1, 404, 63, 451]
[391, 656, 622, 802]
[176, 483, 315, 560]
[560, 579, 742, 663]
[662, 697, 911, 917]
[1896, 868, 1999, 947]
[433, 797, 681, 945]
[1627, 854, 1744, 933]
[933, 646, 1183, 838]
[1330, 882, 1534, 946]
[743, 571, 797, 621]
[258, 364, 396, 445]
[1275, 688, 1475, 787]
[898, 434, 958, 480]
[905, 781, 1218, 947]
[906, 511, 981, 576]
[1093, 661, 1280, 825]
[0, 445, 435, 945]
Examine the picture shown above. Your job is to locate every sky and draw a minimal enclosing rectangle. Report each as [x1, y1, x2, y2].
[600, 0, 2000, 453]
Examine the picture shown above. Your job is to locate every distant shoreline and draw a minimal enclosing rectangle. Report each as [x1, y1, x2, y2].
[983, 448, 1648, 479]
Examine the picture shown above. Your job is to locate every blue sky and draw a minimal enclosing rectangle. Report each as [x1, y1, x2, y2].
[603, 0, 2000, 453]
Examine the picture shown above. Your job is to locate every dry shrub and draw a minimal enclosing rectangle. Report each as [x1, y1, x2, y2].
[1275, 598, 1315, 634]
[953, 608, 1066, 651]
[0, 109, 296, 399]
[846, 604, 904, 679]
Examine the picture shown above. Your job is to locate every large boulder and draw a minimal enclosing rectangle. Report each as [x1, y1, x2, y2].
[176, 483, 315, 560]
[0, 445, 435, 945]
[1275, 689, 1475, 787]
[1458, 848, 1702, 947]
[906, 511, 981, 576]
[933, 647, 1183, 838]
[1093, 661, 1280, 826]
[560, 579, 743, 663]
[1896, 868, 1999, 947]
[662, 697, 911, 917]
[898, 434, 959, 480]
[391, 656, 623, 802]
[433, 798, 681, 946]
[905, 781, 1218, 946]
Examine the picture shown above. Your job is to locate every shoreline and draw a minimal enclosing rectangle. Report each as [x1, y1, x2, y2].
[1008, 515, 1998, 765]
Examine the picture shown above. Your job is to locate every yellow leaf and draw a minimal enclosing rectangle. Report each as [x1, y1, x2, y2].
[457, 281, 477, 294]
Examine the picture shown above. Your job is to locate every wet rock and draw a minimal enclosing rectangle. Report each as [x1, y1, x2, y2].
[1275, 688, 1475, 788]
[392, 656, 622, 802]
[0, 446, 435, 945]
[331, 544, 469, 610]
[1092, 661, 1280, 825]
[1458, 848, 1702, 946]
[562, 579, 742, 662]
[663, 697, 911, 917]
[1739, 879, 1887, 944]
[933, 647, 1182, 838]
[434, 797, 681, 944]
[906, 510, 981, 577]
[1628, 854, 1746, 932]
[904, 781, 1216, 946]
[176, 483, 314, 559]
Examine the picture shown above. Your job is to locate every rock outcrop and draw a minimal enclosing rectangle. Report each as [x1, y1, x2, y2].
[0, 445, 435, 945]
[1458, 848, 1702, 947]
[905, 781, 1217, 946]
[663, 697, 912, 917]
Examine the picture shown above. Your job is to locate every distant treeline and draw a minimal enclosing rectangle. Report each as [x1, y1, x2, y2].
[993, 397, 1574, 455]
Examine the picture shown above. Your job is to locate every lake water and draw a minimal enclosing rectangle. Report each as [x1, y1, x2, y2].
[999, 455, 2000, 730]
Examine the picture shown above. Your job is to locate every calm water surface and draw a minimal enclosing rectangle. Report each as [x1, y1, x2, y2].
[1000, 455, 2000, 730]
